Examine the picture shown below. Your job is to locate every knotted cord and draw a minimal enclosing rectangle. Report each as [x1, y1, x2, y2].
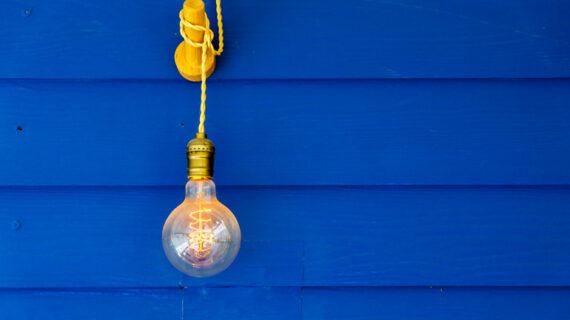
[179, 0, 223, 133]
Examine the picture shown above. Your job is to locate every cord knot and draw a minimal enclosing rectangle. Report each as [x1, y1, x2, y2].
[177, 0, 224, 134]
[179, 10, 219, 55]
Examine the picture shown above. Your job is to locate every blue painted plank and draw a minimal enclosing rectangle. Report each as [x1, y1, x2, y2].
[0, 289, 182, 320]
[0, 0, 569, 79]
[0, 288, 300, 320]
[302, 287, 570, 319]
[1, 186, 569, 287]
[4, 287, 569, 319]
[1, 79, 569, 186]
[183, 287, 300, 319]
[0, 185, 303, 287]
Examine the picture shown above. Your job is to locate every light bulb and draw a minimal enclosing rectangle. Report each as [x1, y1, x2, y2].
[162, 133, 241, 277]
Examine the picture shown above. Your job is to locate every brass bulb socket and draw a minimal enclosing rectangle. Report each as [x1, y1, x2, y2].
[187, 132, 215, 180]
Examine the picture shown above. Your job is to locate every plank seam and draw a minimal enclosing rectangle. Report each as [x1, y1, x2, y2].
[1, 185, 570, 189]
[2, 78, 570, 83]
[2, 286, 570, 291]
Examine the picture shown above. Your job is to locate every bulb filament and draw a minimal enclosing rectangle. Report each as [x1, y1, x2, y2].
[188, 192, 215, 259]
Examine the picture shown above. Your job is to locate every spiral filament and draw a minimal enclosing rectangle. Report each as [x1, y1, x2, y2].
[187, 192, 215, 259]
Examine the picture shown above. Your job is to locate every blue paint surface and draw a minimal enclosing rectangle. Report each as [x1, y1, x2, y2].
[1, 0, 570, 78]
[1, 0, 569, 319]
[2, 79, 570, 186]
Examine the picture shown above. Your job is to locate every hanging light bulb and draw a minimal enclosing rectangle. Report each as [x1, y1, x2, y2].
[163, 0, 236, 278]
[162, 133, 241, 277]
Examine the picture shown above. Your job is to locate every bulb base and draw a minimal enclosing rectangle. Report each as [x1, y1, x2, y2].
[187, 132, 215, 180]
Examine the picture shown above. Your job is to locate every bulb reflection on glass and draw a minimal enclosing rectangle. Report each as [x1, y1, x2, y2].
[162, 179, 240, 277]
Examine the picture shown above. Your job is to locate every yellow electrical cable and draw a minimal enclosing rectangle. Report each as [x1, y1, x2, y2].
[179, 0, 223, 133]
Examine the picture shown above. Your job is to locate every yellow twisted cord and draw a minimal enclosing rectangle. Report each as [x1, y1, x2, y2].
[179, 0, 223, 133]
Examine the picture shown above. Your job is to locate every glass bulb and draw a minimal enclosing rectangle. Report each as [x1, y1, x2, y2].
[162, 179, 241, 277]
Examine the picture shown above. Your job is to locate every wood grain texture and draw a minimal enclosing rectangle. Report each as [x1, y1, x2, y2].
[0, 287, 300, 320]
[1, 186, 569, 287]
[0, 289, 182, 320]
[183, 287, 300, 319]
[1, 0, 569, 79]
[2, 79, 569, 186]
[3, 287, 569, 319]
[0, 287, 301, 320]
[302, 287, 570, 319]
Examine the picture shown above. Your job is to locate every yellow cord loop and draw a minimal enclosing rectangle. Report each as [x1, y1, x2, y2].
[179, 0, 223, 133]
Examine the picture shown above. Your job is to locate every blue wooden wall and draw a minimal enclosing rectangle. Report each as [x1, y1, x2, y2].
[1, 0, 570, 319]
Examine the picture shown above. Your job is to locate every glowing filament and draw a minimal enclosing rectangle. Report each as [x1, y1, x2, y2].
[188, 192, 215, 259]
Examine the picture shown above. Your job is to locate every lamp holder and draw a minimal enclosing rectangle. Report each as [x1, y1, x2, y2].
[187, 132, 215, 179]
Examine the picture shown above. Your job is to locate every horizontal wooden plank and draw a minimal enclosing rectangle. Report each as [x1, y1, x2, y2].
[1, 233, 302, 288]
[3, 287, 569, 319]
[1, 0, 569, 79]
[0, 288, 182, 320]
[1, 186, 569, 287]
[302, 287, 570, 319]
[183, 287, 300, 319]
[0, 185, 303, 287]
[2, 79, 570, 186]
[0, 287, 300, 320]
